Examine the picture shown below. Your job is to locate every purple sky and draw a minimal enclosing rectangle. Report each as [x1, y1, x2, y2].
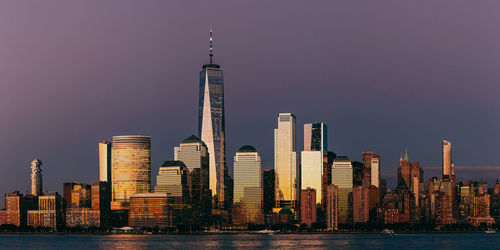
[1, 1, 500, 199]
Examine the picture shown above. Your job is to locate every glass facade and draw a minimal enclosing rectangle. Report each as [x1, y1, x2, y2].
[274, 113, 299, 209]
[233, 145, 262, 223]
[302, 123, 326, 204]
[331, 157, 353, 224]
[199, 64, 227, 207]
[111, 135, 151, 208]
[154, 161, 188, 200]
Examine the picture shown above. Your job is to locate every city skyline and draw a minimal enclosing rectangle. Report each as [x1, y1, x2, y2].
[1, 1, 500, 198]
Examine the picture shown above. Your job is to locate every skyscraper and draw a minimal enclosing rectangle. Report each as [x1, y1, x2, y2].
[30, 158, 42, 196]
[154, 161, 189, 201]
[111, 135, 151, 210]
[274, 113, 299, 211]
[331, 156, 353, 224]
[361, 152, 380, 188]
[98, 140, 111, 183]
[233, 145, 262, 224]
[442, 139, 453, 179]
[198, 27, 227, 208]
[174, 135, 210, 217]
[398, 149, 411, 188]
[301, 122, 326, 203]
[263, 169, 275, 215]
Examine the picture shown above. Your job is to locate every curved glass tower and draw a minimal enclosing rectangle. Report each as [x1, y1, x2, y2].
[198, 27, 227, 208]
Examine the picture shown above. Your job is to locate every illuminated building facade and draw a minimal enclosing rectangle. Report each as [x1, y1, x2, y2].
[30, 158, 43, 196]
[198, 27, 227, 209]
[111, 135, 151, 210]
[154, 161, 189, 201]
[274, 113, 299, 211]
[27, 193, 64, 229]
[331, 156, 353, 224]
[361, 152, 380, 188]
[99, 140, 112, 183]
[300, 188, 317, 227]
[301, 122, 326, 203]
[0, 192, 37, 227]
[233, 145, 262, 224]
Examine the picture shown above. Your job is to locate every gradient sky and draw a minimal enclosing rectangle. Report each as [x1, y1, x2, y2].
[1, 1, 500, 200]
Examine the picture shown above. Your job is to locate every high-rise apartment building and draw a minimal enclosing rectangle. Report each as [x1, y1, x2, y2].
[233, 146, 262, 223]
[326, 184, 339, 230]
[331, 156, 353, 224]
[442, 140, 453, 179]
[198, 27, 228, 209]
[361, 152, 380, 188]
[274, 113, 299, 212]
[30, 158, 43, 196]
[154, 161, 189, 201]
[174, 135, 211, 218]
[0, 192, 37, 227]
[301, 123, 326, 203]
[99, 140, 112, 183]
[300, 188, 317, 227]
[352, 186, 380, 223]
[111, 135, 151, 210]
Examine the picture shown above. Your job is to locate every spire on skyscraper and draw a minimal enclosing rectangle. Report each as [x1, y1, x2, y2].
[209, 25, 213, 64]
[404, 148, 409, 161]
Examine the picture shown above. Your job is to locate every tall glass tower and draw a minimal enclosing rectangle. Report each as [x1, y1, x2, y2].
[198, 27, 227, 208]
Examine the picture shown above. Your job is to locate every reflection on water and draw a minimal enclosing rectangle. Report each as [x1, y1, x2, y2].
[0, 233, 498, 249]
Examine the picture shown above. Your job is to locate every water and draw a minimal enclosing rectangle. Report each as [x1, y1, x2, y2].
[0, 233, 497, 249]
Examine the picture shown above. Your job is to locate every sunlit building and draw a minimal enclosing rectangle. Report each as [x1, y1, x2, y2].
[361, 152, 380, 188]
[442, 139, 453, 179]
[63, 182, 91, 209]
[300, 188, 317, 227]
[111, 135, 151, 210]
[0, 192, 37, 227]
[274, 113, 299, 212]
[198, 28, 228, 209]
[233, 145, 262, 224]
[28, 193, 64, 229]
[301, 123, 326, 204]
[99, 140, 112, 183]
[30, 158, 43, 196]
[331, 156, 352, 224]
[352, 186, 380, 223]
[326, 184, 339, 230]
[154, 161, 189, 201]
[128, 193, 189, 228]
[174, 135, 211, 218]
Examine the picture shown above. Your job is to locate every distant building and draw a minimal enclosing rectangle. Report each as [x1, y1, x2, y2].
[30, 159, 43, 196]
[28, 193, 64, 229]
[263, 169, 275, 215]
[63, 182, 91, 209]
[274, 113, 299, 213]
[301, 123, 327, 204]
[0, 192, 37, 227]
[154, 161, 189, 201]
[128, 193, 188, 228]
[300, 188, 317, 227]
[353, 186, 380, 224]
[442, 140, 453, 179]
[326, 184, 339, 230]
[361, 152, 380, 188]
[174, 135, 211, 219]
[331, 156, 353, 224]
[435, 192, 455, 225]
[398, 149, 411, 189]
[111, 135, 151, 210]
[98, 140, 112, 183]
[233, 145, 262, 224]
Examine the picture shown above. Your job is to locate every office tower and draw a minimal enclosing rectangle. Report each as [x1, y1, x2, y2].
[274, 113, 299, 211]
[352, 161, 363, 187]
[361, 152, 380, 188]
[129, 193, 187, 228]
[442, 139, 453, 179]
[397, 149, 411, 188]
[300, 188, 317, 227]
[352, 186, 380, 223]
[63, 182, 91, 208]
[410, 162, 424, 207]
[0, 192, 37, 227]
[263, 169, 275, 215]
[27, 193, 64, 229]
[301, 123, 326, 204]
[111, 135, 151, 210]
[331, 156, 353, 224]
[326, 184, 339, 230]
[174, 135, 210, 217]
[99, 140, 112, 183]
[154, 161, 189, 201]
[322, 151, 336, 212]
[30, 158, 43, 196]
[91, 181, 111, 227]
[198, 27, 227, 209]
[232, 145, 262, 224]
